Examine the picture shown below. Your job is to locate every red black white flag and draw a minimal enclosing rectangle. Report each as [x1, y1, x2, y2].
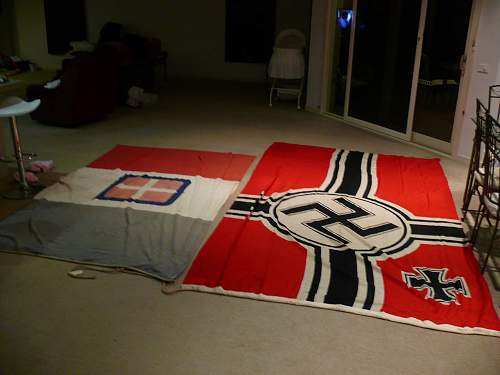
[183, 142, 500, 336]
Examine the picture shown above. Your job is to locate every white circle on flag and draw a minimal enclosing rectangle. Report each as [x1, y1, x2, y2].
[273, 192, 409, 252]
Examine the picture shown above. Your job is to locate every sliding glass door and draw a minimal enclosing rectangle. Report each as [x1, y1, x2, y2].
[324, 0, 475, 148]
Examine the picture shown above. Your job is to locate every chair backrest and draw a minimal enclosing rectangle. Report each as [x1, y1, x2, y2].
[471, 99, 488, 172]
[482, 114, 500, 214]
[489, 85, 500, 122]
[58, 55, 119, 113]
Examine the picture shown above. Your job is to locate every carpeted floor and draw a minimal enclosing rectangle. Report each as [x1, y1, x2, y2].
[0, 79, 499, 375]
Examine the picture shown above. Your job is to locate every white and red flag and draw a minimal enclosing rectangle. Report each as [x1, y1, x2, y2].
[0, 145, 254, 281]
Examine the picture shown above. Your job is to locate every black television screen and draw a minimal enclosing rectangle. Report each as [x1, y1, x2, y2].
[44, 0, 87, 55]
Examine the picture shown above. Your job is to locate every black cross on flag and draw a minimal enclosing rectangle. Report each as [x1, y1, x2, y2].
[402, 267, 471, 305]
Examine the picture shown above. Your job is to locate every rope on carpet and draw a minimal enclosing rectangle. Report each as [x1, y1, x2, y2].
[67, 265, 128, 280]
[66, 264, 183, 294]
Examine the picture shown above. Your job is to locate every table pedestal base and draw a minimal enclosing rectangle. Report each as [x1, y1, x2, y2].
[2, 183, 44, 200]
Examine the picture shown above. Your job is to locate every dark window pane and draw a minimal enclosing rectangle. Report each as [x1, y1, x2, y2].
[348, 0, 421, 133]
[44, 0, 87, 55]
[225, 0, 276, 64]
[413, 0, 472, 142]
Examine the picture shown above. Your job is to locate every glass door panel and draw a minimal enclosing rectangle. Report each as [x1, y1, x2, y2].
[348, 0, 421, 134]
[327, 0, 353, 116]
[412, 0, 472, 143]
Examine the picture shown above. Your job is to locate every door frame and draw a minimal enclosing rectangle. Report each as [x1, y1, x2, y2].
[320, 0, 339, 114]
[449, 0, 482, 158]
[320, 0, 481, 157]
[405, 0, 429, 139]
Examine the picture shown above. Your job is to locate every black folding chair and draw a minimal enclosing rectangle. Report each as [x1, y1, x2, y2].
[488, 84, 500, 122]
[470, 113, 500, 273]
[462, 99, 489, 219]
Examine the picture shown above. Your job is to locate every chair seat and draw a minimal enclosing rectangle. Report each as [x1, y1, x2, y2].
[0, 99, 41, 118]
[474, 167, 500, 190]
[484, 192, 500, 218]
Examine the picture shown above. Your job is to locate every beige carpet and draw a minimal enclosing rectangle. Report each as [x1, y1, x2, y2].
[0, 79, 499, 375]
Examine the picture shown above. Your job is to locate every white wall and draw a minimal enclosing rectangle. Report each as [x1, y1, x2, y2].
[457, 0, 500, 159]
[276, 0, 312, 41]
[12, 0, 311, 82]
[496, 55, 500, 83]
[306, 0, 327, 110]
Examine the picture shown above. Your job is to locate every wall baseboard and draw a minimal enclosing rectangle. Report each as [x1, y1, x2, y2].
[412, 132, 452, 154]
[305, 106, 321, 114]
